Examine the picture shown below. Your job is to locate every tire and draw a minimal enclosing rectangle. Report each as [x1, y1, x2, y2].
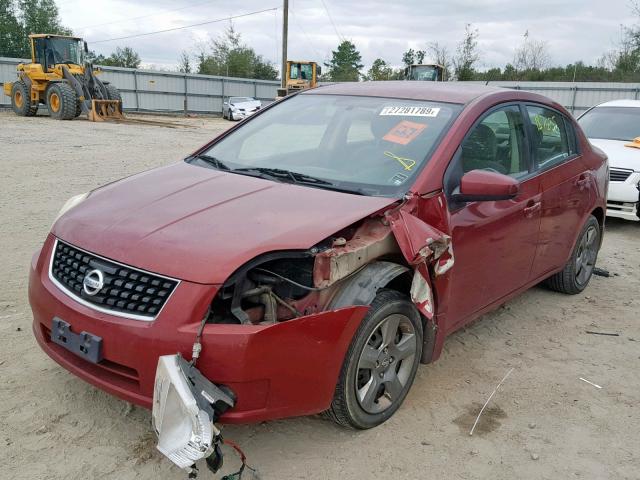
[545, 215, 600, 294]
[47, 83, 77, 120]
[326, 289, 423, 429]
[105, 84, 122, 103]
[11, 81, 38, 116]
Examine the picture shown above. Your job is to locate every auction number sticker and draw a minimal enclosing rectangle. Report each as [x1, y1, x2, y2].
[380, 106, 440, 117]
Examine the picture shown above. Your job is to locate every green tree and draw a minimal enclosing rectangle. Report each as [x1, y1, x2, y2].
[101, 46, 141, 68]
[196, 25, 277, 80]
[453, 24, 480, 81]
[366, 58, 393, 80]
[1, 0, 71, 58]
[324, 40, 363, 81]
[18, 0, 71, 56]
[0, 0, 24, 58]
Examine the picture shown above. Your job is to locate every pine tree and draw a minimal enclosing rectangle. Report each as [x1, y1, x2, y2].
[324, 40, 363, 82]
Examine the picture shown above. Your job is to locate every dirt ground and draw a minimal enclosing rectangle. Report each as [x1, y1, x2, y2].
[0, 110, 639, 480]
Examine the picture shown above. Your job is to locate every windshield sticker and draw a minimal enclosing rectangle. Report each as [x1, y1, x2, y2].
[380, 106, 440, 117]
[383, 120, 427, 145]
[390, 172, 409, 185]
[384, 151, 416, 171]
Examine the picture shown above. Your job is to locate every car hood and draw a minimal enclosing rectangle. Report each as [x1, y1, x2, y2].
[588, 138, 640, 172]
[234, 101, 261, 110]
[53, 162, 397, 284]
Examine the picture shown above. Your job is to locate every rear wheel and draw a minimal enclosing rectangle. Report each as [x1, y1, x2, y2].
[545, 215, 601, 294]
[325, 289, 423, 429]
[11, 81, 38, 116]
[47, 83, 77, 120]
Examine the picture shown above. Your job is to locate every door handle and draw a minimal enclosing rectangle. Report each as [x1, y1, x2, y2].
[524, 201, 541, 217]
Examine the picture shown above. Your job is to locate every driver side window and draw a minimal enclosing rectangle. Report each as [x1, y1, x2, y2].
[460, 105, 528, 179]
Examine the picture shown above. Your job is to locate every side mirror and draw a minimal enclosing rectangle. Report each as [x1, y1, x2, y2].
[452, 169, 519, 203]
[84, 41, 88, 53]
[316, 65, 322, 76]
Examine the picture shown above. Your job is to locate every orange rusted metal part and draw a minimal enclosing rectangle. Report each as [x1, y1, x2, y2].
[312, 218, 400, 288]
[87, 99, 124, 122]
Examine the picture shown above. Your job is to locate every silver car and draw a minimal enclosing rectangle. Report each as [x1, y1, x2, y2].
[222, 96, 261, 121]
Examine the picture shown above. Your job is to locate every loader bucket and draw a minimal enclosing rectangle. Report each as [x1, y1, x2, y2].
[87, 99, 124, 122]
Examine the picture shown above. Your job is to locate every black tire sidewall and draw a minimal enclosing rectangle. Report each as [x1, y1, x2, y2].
[11, 81, 30, 116]
[341, 292, 423, 429]
[571, 216, 601, 290]
[47, 83, 76, 120]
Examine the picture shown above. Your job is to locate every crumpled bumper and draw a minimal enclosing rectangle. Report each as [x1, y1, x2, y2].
[29, 234, 368, 423]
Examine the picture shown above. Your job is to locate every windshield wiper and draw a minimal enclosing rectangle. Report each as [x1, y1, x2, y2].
[234, 167, 366, 195]
[190, 154, 231, 171]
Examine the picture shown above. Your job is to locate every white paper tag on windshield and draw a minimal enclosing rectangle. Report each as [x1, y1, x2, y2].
[380, 106, 440, 117]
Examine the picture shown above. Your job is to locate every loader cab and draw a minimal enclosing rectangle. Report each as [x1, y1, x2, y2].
[30, 35, 84, 71]
[404, 64, 446, 81]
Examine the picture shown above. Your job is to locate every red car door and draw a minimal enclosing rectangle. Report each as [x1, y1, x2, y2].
[524, 105, 592, 279]
[441, 104, 542, 330]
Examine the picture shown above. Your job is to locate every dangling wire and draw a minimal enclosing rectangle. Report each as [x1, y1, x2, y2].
[221, 439, 257, 480]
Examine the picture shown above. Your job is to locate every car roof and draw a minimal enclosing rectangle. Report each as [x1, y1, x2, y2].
[305, 81, 506, 105]
[594, 99, 640, 108]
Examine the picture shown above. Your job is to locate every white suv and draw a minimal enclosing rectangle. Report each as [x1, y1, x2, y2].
[579, 100, 640, 221]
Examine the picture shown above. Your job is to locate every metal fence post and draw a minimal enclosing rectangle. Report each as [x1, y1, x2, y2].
[254, 81, 258, 98]
[183, 74, 188, 116]
[133, 70, 140, 111]
[221, 78, 225, 114]
[635, 88, 639, 100]
[570, 86, 578, 114]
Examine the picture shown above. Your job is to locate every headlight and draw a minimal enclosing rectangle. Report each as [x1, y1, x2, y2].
[152, 354, 235, 471]
[54, 192, 89, 223]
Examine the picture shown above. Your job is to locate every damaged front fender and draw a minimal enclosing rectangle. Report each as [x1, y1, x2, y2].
[385, 196, 455, 318]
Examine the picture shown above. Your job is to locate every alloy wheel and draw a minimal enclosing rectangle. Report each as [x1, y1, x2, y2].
[355, 313, 417, 414]
[575, 224, 598, 286]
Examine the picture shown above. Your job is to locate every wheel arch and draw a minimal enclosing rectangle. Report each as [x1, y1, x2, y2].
[329, 261, 437, 365]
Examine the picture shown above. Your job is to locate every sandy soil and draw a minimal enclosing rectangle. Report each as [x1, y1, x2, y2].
[1, 110, 639, 480]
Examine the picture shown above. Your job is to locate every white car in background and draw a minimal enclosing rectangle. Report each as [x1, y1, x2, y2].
[578, 100, 640, 222]
[222, 96, 261, 121]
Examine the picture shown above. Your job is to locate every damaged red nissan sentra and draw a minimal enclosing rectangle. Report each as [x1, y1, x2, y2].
[29, 82, 607, 471]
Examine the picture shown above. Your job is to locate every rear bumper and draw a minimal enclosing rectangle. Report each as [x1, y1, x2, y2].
[29, 234, 368, 423]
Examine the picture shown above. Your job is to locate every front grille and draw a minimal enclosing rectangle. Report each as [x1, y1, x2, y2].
[610, 168, 633, 182]
[50, 239, 178, 320]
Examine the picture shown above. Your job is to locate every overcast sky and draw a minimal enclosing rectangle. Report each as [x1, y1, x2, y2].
[57, 0, 634, 71]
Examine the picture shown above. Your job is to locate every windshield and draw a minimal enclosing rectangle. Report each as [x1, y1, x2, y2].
[194, 94, 461, 197]
[290, 63, 313, 80]
[578, 106, 640, 142]
[408, 66, 440, 81]
[230, 97, 255, 103]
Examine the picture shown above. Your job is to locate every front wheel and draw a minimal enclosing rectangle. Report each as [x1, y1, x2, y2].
[47, 83, 77, 120]
[545, 215, 601, 294]
[325, 289, 423, 429]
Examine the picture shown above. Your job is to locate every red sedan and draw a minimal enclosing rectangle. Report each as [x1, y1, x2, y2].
[30, 82, 606, 435]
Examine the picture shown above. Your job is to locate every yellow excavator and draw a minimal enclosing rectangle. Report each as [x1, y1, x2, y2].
[3, 34, 123, 121]
[277, 60, 321, 98]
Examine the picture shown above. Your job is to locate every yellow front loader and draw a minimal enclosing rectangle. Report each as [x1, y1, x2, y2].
[3, 34, 123, 121]
[277, 60, 321, 98]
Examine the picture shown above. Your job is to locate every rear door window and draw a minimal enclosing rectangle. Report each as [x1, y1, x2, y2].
[526, 106, 572, 170]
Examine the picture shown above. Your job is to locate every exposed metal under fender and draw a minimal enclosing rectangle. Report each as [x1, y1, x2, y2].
[385, 198, 455, 319]
[329, 261, 409, 309]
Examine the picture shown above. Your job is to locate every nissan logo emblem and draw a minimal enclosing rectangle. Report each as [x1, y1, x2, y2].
[83, 269, 104, 296]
